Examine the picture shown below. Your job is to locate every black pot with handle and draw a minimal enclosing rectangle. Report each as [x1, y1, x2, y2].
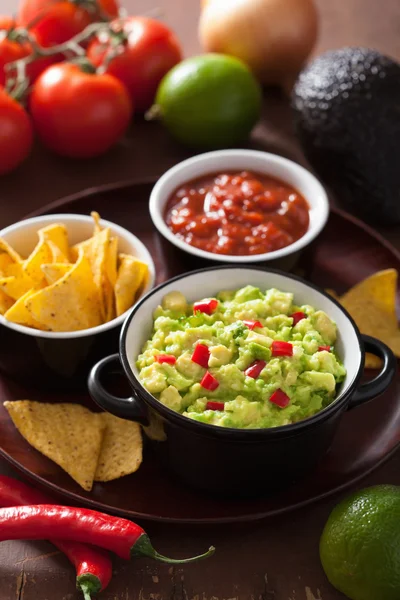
[88, 267, 396, 496]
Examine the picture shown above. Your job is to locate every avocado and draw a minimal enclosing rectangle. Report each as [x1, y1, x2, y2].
[292, 48, 400, 224]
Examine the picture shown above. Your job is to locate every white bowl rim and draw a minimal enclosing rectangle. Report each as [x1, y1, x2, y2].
[0, 213, 156, 339]
[149, 149, 330, 263]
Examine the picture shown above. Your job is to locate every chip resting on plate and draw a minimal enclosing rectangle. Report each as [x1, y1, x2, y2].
[95, 413, 143, 482]
[329, 269, 400, 369]
[0, 212, 150, 332]
[4, 401, 106, 491]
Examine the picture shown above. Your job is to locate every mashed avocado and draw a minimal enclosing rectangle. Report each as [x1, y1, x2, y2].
[136, 286, 346, 429]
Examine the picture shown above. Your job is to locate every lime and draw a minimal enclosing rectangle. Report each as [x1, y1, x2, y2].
[320, 485, 400, 600]
[154, 53, 262, 148]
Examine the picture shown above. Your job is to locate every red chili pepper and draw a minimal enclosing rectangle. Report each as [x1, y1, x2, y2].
[269, 389, 290, 408]
[243, 319, 263, 330]
[206, 401, 225, 411]
[290, 312, 306, 326]
[271, 340, 293, 357]
[244, 359, 266, 379]
[318, 345, 331, 352]
[193, 299, 218, 315]
[0, 504, 215, 563]
[155, 354, 177, 365]
[200, 371, 219, 391]
[191, 343, 210, 368]
[0, 476, 112, 600]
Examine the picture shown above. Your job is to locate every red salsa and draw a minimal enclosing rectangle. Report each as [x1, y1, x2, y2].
[164, 171, 310, 256]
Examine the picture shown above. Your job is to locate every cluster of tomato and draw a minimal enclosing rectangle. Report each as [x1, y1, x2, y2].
[0, 0, 183, 175]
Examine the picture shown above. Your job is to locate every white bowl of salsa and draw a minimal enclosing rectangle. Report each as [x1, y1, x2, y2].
[149, 149, 329, 264]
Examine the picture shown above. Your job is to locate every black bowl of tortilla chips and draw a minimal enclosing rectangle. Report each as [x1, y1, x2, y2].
[0, 212, 155, 390]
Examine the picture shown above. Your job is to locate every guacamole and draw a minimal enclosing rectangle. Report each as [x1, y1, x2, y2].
[136, 286, 346, 429]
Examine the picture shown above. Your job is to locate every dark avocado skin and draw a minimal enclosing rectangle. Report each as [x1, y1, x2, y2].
[292, 48, 400, 225]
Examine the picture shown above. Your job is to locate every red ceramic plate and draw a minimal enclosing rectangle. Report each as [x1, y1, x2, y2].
[0, 180, 399, 524]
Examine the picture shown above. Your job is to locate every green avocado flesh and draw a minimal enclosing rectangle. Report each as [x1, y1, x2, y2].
[136, 286, 346, 429]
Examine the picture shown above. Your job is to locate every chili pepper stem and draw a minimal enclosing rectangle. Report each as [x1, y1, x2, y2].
[131, 534, 215, 564]
[77, 573, 102, 600]
[79, 585, 92, 600]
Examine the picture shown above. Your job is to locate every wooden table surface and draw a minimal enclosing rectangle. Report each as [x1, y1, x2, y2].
[1, 0, 400, 599]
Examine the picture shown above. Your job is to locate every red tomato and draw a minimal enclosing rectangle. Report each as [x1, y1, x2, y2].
[18, 0, 119, 47]
[0, 18, 55, 86]
[30, 62, 132, 158]
[0, 87, 33, 175]
[0, 16, 15, 30]
[87, 17, 182, 112]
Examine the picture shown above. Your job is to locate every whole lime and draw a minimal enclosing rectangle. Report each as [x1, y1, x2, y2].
[320, 485, 400, 600]
[154, 53, 262, 148]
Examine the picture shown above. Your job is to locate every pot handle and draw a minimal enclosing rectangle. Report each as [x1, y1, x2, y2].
[88, 354, 149, 426]
[348, 335, 396, 410]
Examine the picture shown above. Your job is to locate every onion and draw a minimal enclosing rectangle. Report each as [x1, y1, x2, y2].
[199, 0, 318, 89]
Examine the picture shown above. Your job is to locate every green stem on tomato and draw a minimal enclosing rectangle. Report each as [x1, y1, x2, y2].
[64, 40, 86, 57]
[95, 28, 126, 73]
[4, 19, 111, 98]
[38, 21, 110, 57]
[5, 59, 31, 102]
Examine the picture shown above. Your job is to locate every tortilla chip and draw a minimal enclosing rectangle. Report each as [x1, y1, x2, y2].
[0, 253, 14, 275]
[106, 237, 118, 287]
[365, 353, 383, 369]
[77, 228, 111, 321]
[0, 267, 34, 301]
[115, 254, 148, 317]
[38, 223, 69, 259]
[341, 269, 398, 318]
[26, 251, 102, 332]
[23, 235, 52, 285]
[4, 401, 105, 491]
[0, 238, 21, 263]
[103, 236, 118, 322]
[41, 263, 72, 285]
[342, 294, 400, 357]
[340, 269, 400, 358]
[47, 240, 69, 264]
[91, 211, 102, 235]
[69, 245, 79, 263]
[0, 290, 14, 315]
[103, 278, 115, 323]
[95, 413, 143, 482]
[0, 214, 149, 332]
[4, 289, 47, 329]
